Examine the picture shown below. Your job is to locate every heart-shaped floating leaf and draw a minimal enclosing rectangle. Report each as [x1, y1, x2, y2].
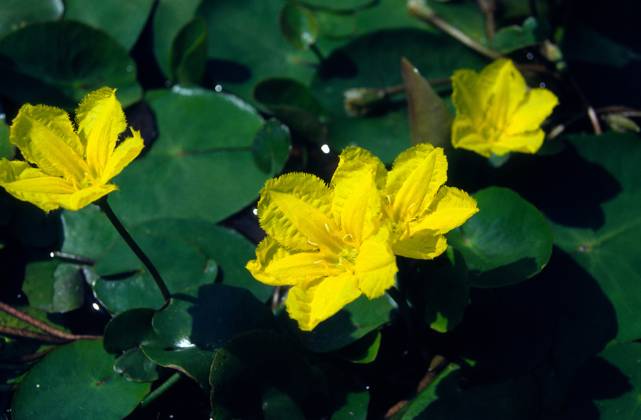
[109, 87, 290, 225]
[12, 340, 149, 420]
[63, 0, 153, 50]
[0, 21, 141, 108]
[93, 225, 217, 314]
[0, 0, 63, 38]
[22, 261, 85, 313]
[553, 133, 641, 342]
[566, 342, 641, 418]
[448, 187, 553, 288]
[151, 284, 274, 351]
[198, 0, 316, 102]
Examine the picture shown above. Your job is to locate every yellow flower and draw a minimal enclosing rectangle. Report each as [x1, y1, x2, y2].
[246, 147, 397, 331]
[451, 58, 559, 157]
[384, 144, 478, 259]
[0, 88, 144, 212]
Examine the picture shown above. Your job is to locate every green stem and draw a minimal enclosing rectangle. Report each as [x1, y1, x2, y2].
[98, 198, 171, 304]
[140, 373, 181, 408]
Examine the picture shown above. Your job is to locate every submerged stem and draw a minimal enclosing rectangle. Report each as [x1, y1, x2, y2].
[139, 373, 182, 408]
[98, 198, 171, 304]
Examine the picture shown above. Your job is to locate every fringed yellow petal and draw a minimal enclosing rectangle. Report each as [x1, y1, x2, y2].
[0, 159, 75, 212]
[386, 144, 447, 221]
[285, 273, 361, 331]
[495, 131, 545, 155]
[55, 184, 117, 211]
[100, 129, 144, 182]
[451, 117, 492, 157]
[355, 227, 397, 299]
[258, 172, 341, 252]
[392, 230, 447, 260]
[451, 69, 482, 122]
[10, 104, 87, 183]
[412, 186, 479, 234]
[75, 87, 126, 177]
[477, 59, 527, 125]
[331, 165, 383, 245]
[246, 237, 340, 286]
[332, 146, 387, 189]
[506, 88, 559, 135]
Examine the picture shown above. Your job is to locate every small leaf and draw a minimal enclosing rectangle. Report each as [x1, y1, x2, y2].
[448, 187, 553, 288]
[141, 345, 213, 387]
[280, 3, 319, 50]
[0, 0, 63, 38]
[292, 295, 395, 353]
[252, 119, 292, 174]
[400, 57, 452, 147]
[492, 17, 539, 54]
[0, 21, 141, 108]
[103, 308, 155, 354]
[22, 261, 85, 314]
[171, 17, 208, 85]
[63, 0, 153, 49]
[113, 348, 159, 383]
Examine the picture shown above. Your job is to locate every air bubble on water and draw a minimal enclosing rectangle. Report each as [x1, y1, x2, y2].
[539, 82, 546, 88]
[91, 303, 101, 311]
[320, 144, 331, 154]
[252, 208, 258, 216]
[214, 84, 223, 92]
[526, 52, 534, 60]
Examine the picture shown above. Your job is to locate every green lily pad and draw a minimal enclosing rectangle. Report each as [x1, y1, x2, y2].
[0, 0, 63, 38]
[151, 284, 274, 350]
[12, 340, 149, 420]
[171, 17, 208, 85]
[103, 308, 156, 354]
[293, 295, 396, 353]
[152, 0, 202, 78]
[569, 342, 641, 418]
[553, 133, 641, 342]
[198, 0, 316, 102]
[60, 206, 118, 262]
[311, 29, 486, 163]
[448, 187, 553, 288]
[135, 219, 272, 301]
[0, 21, 141, 108]
[63, 0, 153, 49]
[301, 0, 373, 12]
[140, 345, 213, 387]
[109, 87, 290, 225]
[93, 225, 218, 314]
[22, 261, 85, 313]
